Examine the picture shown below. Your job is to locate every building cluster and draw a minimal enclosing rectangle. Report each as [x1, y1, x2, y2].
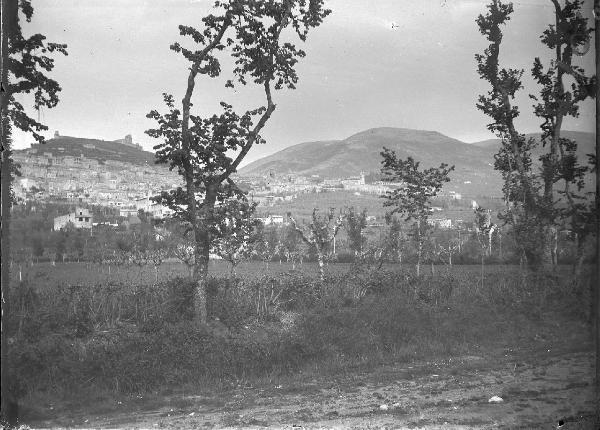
[13, 147, 181, 217]
[241, 171, 398, 208]
[17, 138, 467, 233]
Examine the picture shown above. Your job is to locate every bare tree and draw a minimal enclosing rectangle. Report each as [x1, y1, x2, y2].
[287, 208, 344, 281]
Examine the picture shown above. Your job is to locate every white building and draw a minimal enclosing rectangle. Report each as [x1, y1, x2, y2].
[258, 215, 285, 226]
[54, 207, 93, 230]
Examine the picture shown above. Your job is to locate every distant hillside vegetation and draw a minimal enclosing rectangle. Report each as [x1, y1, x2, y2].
[18, 135, 157, 166]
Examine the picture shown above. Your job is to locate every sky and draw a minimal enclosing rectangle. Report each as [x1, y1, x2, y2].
[12, 0, 596, 167]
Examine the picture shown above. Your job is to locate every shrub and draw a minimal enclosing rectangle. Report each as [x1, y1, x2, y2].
[4, 263, 591, 408]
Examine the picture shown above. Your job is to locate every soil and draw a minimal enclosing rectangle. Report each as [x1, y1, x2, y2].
[28, 328, 597, 429]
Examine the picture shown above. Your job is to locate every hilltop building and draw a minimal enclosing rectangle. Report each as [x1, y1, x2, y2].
[53, 207, 93, 230]
[114, 134, 143, 150]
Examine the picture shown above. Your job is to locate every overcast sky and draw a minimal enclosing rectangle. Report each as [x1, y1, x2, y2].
[13, 0, 596, 166]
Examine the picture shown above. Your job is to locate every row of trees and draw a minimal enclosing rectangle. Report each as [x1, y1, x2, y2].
[11, 200, 593, 287]
[475, 0, 596, 272]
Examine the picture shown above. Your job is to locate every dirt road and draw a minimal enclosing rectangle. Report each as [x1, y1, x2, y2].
[38, 339, 596, 429]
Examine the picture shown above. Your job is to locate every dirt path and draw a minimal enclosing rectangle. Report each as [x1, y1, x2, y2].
[37, 341, 596, 429]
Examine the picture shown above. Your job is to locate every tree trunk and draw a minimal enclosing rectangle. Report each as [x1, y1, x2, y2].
[416, 239, 422, 277]
[481, 253, 485, 288]
[573, 235, 586, 281]
[317, 252, 325, 281]
[194, 236, 209, 324]
[1, 1, 18, 422]
[594, 2, 600, 416]
[539, 226, 556, 270]
[192, 185, 217, 324]
[498, 230, 503, 260]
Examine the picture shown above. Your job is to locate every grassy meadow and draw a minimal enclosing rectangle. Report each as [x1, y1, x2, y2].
[3, 259, 594, 425]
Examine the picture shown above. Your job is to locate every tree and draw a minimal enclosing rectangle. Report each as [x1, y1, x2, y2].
[380, 149, 454, 276]
[145, 0, 330, 322]
[280, 223, 304, 269]
[30, 233, 44, 262]
[473, 206, 496, 286]
[148, 247, 169, 284]
[384, 216, 406, 265]
[52, 231, 67, 262]
[212, 199, 258, 275]
[252, 223, 282, 270]
[1, 1, 67, 424]
[287, 208, 344, 281]
[433, 228, 461, 267]
[344, 207, 368, 259]
[475, 0, 595, 270]
[169, 228, 197, 280]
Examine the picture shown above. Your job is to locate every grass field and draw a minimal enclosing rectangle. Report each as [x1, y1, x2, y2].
[12, 259, 331, 286]
[3, 259, 594, 428]
[11, 259, 568, 287]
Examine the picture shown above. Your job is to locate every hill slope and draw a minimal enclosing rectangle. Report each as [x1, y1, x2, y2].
[240, 127, 501, 196]
[241, 128, 498, 177]
[21, 136, 157, 166]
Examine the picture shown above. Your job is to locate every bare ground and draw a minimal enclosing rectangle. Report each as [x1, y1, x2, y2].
[29, 326, 597, 430]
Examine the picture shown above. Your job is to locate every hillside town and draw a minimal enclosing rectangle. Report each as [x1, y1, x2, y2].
[13, 134, 476, 232]
[13, 133, 180, 215]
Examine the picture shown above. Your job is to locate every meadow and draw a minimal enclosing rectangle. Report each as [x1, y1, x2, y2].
[3, 260, 594, 427]
[11, 259, 550, 287]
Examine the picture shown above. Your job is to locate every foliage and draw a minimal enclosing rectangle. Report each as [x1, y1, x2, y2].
[344, 207, 368, 257]
[288, 208, 344, 280]
[380, 150, 454, 222]
[251, 223, 282, 267]
[212, 199, 259, 273]
[475, 0, 595, 269]
[279, 224, 305, 268]
[2, 1, 68, 424]
[380, 149, 454, 275]
[145, 0, 330, 320]
[4, 262, 591, 417]
[4, 0, 68, 142]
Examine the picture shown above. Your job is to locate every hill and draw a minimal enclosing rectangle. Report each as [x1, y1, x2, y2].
[240, 127, 502, 196]
[240, 127, 595, 196]
[20, 135, 157, 166]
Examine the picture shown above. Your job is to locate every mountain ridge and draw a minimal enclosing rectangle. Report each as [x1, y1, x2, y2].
[239, 127, 594, 196]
